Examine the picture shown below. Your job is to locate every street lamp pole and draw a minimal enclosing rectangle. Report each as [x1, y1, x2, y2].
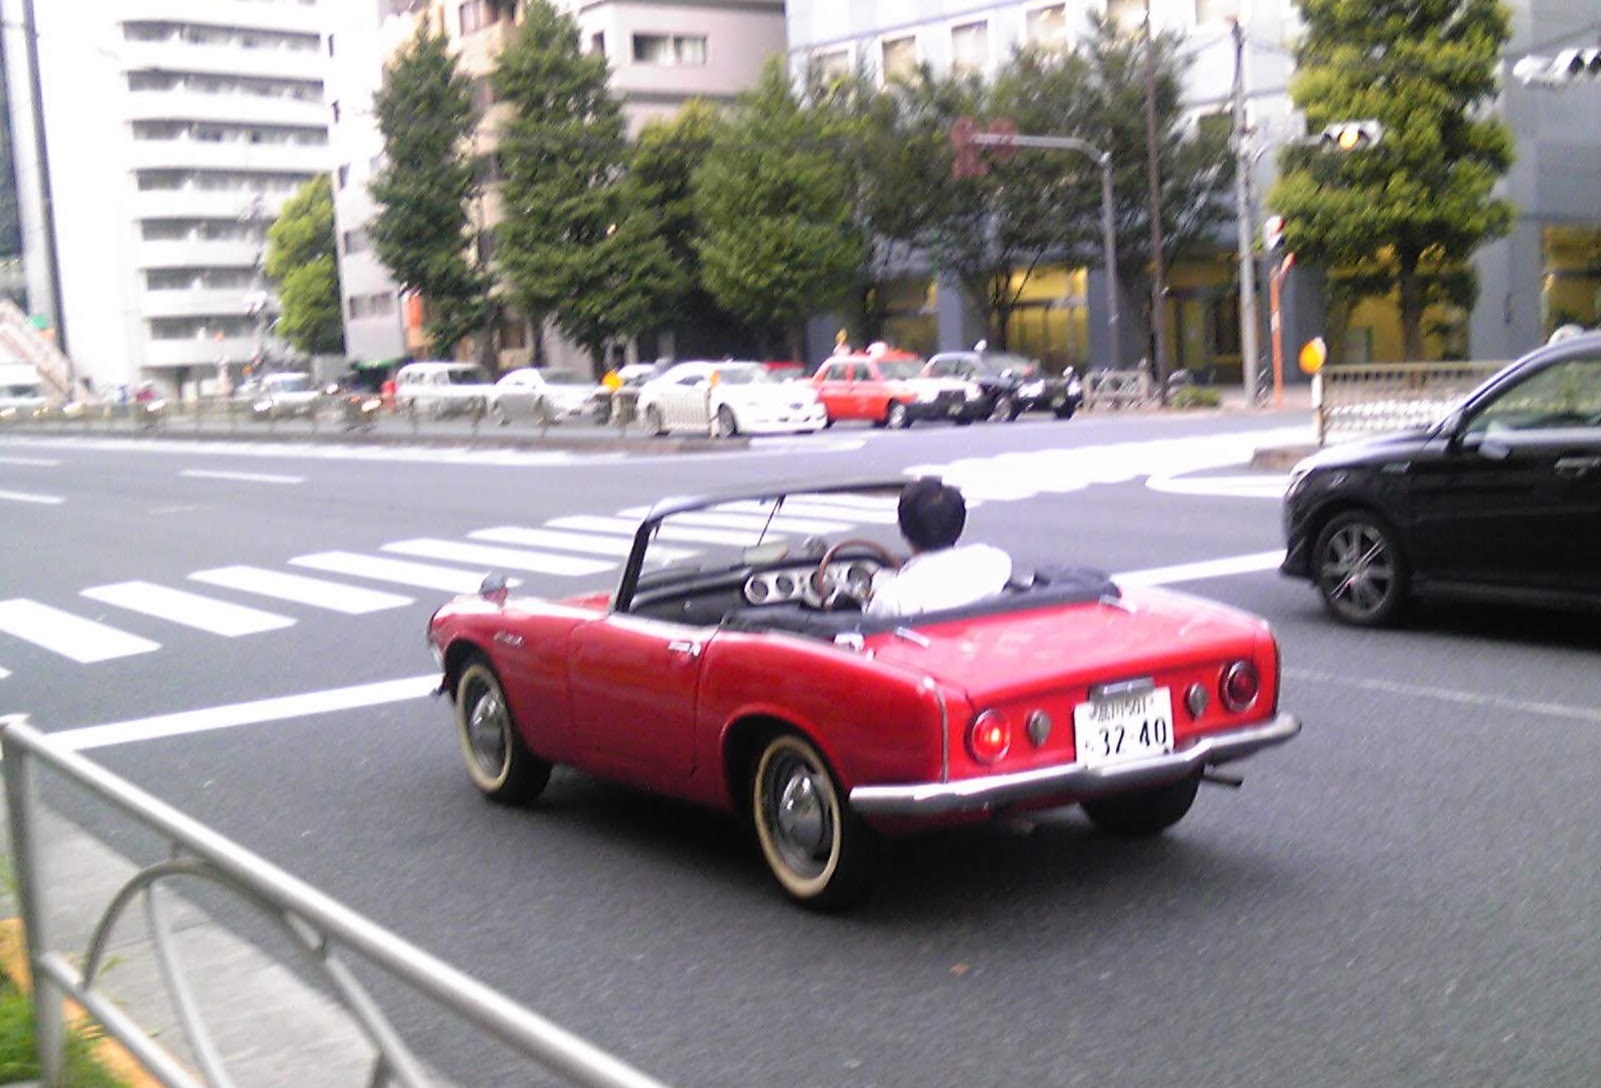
[1143, 0, 1173, 403]
[1230, 18, 1262, 407]
[969, 131, 1122, 368]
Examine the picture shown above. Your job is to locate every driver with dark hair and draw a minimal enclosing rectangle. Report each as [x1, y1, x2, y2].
[866, 476, 1012, 616]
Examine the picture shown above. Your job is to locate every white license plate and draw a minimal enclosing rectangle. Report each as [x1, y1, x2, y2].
[1073, 687, 1175, 768]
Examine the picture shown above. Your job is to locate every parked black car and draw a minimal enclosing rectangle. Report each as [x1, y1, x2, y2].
[923, 349, 1083, 421]
[1281, 332, 1601, 625]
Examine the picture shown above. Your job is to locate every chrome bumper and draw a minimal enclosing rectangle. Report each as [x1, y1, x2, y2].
[849, 713, 1301, 817]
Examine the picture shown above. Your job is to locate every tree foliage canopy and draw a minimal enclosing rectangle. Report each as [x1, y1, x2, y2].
[369, 24, 490, 355]
[1269, 0, 1514, 360]
[265, 174, 344, 355]
[694, 58, 866, 358]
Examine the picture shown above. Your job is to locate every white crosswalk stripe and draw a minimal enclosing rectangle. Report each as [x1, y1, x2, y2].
[82, 581, 295, 637]
[547, 514, 778, 547]
[290, 552, 509, 594]
[0, 599, 160, 662]
[718, 499, 901, 525]
[0, 489, 63, 505]
[381, 538, 615, 577]
[468, 526, 696, 561]
[190, 566, 413, 614]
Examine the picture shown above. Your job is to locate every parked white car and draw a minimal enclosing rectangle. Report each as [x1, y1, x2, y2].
[0, 363, 46, 419]
[636, 360, 827, 438]
[238, 371, 320, 420]
[394, 361, 496, 419]
[488, 368, 599, 426]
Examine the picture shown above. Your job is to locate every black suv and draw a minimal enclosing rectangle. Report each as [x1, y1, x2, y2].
[923, 350, 1083, 421]
[1281, 332, 1601, 626]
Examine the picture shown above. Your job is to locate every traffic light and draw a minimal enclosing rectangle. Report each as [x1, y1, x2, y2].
[1513, 49, 1601, 86]
[1319, 120, 1383, 152]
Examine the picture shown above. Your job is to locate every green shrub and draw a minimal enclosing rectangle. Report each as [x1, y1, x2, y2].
[0, 976, 126, 1088]
[1169, 385, 1223, 409]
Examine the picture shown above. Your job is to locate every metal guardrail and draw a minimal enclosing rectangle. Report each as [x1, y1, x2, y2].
[1083, 369, 1156, 410]
[0, 715, 674, 1088]
[1314, 361, 1505, 443]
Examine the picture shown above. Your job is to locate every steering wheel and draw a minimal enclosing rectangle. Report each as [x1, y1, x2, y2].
[812, 539, 902, 610]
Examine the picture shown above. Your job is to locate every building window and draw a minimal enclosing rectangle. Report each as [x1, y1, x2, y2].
[950, 21, 989, 75]
[336, 164, 350, 189]
[1106, 0, 1145, 34]
[331, 100, 341, 124]
[632, 33, 707, 66]
[471, 76, 494, 113]
[880, 36, 917, 83]
[590, 31, 606, 56]
[459, 0, 500, 35]
[1025, 5, 1069, 50]
[342, 228, 369, 255]
[1195, 0, 1241, 23]
[811, 47, 852, 82]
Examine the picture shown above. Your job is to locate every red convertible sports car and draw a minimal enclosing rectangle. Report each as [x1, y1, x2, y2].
[428, 481, 1301, 909]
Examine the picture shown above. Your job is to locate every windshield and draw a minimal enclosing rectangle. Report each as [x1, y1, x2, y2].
[713, 366, 772, 386]
[881, 360, 924, 380]
[269, 375, 312, 392]
[448, 367, 490, 385]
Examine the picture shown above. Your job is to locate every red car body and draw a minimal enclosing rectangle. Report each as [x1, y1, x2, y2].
[810, 349, 934, 428]
[428, 481, 1300, 909]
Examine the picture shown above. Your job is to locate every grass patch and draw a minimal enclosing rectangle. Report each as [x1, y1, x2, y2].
[0, 973, 126, 1087]
[1169, 385, 1223, 409]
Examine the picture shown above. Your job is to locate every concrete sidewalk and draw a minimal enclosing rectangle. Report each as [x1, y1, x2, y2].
[0, 797, 462, 1087]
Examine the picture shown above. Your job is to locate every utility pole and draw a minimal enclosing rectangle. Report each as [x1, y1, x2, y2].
[1230, 18, 1261, 406]
[1142, 0, 1172, 404]
[19, 0, 68, 367]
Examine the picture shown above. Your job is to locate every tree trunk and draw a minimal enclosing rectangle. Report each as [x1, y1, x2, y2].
[785, 324, 804, 363]
[1397, 248, 1426, 362]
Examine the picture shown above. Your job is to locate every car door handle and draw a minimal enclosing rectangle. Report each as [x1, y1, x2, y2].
[667, 640, 702, 659]
[1554, 455, 1601, 477]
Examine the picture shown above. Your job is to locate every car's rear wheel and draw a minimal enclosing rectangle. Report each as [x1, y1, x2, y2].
[885, 402, 910, 430]
[989, 394, 1018, 422]
[712, 405, 739, 438]
[1054, 402, 1076, 420]
[1313, 510, 1409, 626]
[488, 401, 509, 427]
[1082, 773, 1200, 836]
[455, 659, 551, 805]
[751, 733, 875, 910]
[644, 405, 667, 436]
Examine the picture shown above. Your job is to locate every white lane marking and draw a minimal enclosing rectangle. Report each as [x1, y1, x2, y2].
[1147, 473, 1289, 500]
[908, 425, 1313, 503]
[55, 674, 439, 752]
[190, 566, 413, 615]
[1286, 668, 1601, 728]
[2, 435, 585, 467]
[180, 469, 304, 485]
[0, 664, 9, 680]
[548, 514, 779, 547]
[468, 526, 696, 561]
[1112, 550, 1286, 587]
[381, 538, 613, 577]
[81, 582, 295, 637]
[0, 455, 59, 466]
[291, 551, 510, 594]
[0, 489, 63, 505]
[0, 600, 160, 662]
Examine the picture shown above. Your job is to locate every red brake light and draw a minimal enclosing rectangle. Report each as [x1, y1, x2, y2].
[1220, 661, 1260, 712]
[967, 710, 1012, 763]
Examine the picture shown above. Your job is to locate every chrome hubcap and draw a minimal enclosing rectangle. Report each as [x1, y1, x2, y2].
[1321, 523, 1394, 617]
[764, 752, 833, 877]
[466, 684, 508, 777]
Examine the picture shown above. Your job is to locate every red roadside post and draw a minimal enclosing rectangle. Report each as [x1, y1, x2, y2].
[1269, 251, 1296, 409]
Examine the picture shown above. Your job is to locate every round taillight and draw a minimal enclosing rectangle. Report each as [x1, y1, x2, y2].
[1220, 661, 1260, 712]
[967, 710, 1012, 763]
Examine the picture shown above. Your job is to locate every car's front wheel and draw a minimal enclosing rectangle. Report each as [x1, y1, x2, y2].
[989, 394, 1018, 422]
[455, 659, 551, 805]
[1054, 402, 1077, 420]
[751, 733, 875, 910]
[1313, 510, 1409, 626]
[712, 405, 739, 438]
[488, 401, 509, 427]
[1082, 773, 1200, 836]
[644, 405, 667, 436]
[885, 401, 910, 430]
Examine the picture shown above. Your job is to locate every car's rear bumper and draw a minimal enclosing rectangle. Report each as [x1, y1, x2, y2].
[848, 712, 1301, 817]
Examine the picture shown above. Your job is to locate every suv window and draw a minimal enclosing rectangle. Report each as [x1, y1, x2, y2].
[1464, 357, 1601, 434]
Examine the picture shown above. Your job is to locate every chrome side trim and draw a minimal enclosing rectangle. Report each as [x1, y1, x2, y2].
[849, 713, 1301, 817]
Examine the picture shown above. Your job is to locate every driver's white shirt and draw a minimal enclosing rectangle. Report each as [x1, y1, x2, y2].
[866, 544, 1013, 617]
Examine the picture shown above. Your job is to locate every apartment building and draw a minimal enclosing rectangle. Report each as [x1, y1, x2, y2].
[22, 0, 330, 396]
[787, 0, 1601, 371]
[341, 0, 785, 371]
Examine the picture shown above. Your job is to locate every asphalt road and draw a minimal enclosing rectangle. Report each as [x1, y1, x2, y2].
[3, 409, 1598, 1088]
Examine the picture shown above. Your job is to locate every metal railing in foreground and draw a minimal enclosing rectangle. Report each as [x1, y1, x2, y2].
[1315, 361, 1505, 444]
[0, 715, 673, 1088]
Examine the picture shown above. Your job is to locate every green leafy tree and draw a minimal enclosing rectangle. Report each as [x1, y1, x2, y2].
[369, 24, 490, 357]
[264, 174, 344, 355]
[494, 1, 676, 372]
[695, 58, 865, 359]
[1269, 0, 1514, 361]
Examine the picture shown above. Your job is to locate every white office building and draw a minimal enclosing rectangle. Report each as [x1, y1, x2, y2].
[25, 0, 331, 396]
